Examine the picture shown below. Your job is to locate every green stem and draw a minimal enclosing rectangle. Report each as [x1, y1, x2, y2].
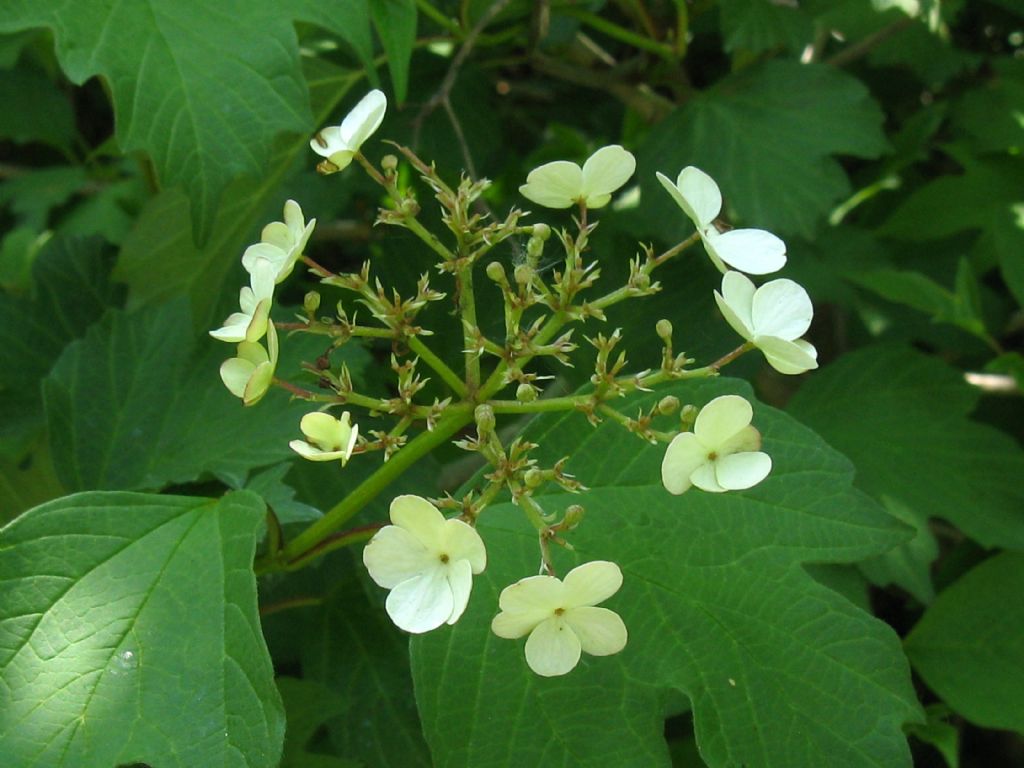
[407, 335, 468, 396]
[561, 7, 676, 60]
[459, 263, 482, 393]
[272, 404, 475, 568]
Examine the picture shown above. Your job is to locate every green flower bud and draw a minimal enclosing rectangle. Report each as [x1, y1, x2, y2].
[474, 404, 496, 433]
[523, 468, 544, 488]
[513, 263, 533, 285]
[486, 261, 506, 282]
[516, 383, 537, 402]
[532, 223, 551, 240]
[657, 395, 680, 415]
[656, 319, 673, 340]
[527, 236, 544, 259]
[381, 154, 399, 171]
[563, 504, 584, 529]
[303, 291, 321, 313]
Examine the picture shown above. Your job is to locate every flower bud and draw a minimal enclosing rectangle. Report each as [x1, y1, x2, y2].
[474, 404, 496, 433]
[656, 319, 673, 340]
[303, 291, 321, 313]
[516, 383, 537, 402]
[486, 261, 506, 283]
[563, 504, 584, 529]
[657, 396, 680, 415]
[513, 263, 533, 286]
[523, 468, 544, 488]
[634, 272, 651, 290]
[527, 236, 544, 259]
[400, 197, 420, 216]
[680, 403, 698, 429]
[531, 223, 551, 240]
[381, 154, 399, 172]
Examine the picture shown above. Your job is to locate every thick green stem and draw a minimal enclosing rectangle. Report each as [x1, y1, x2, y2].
[459, 263, 481, 392]
[407, 335, 468, 396]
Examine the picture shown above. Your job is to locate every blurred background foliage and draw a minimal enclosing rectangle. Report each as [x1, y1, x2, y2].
[2, 0, 1024, 765]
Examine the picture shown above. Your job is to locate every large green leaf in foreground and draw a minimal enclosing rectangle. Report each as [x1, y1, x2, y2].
[0, 491, 283, 767]
[0, 0, 311, 240]
[412, 379, 921, 768]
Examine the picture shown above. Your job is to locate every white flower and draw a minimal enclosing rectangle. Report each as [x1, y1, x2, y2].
[661, 394, 772, 495]
[363, 495, 487, 634]
[289, 411, 358, 463]
[519, 145, 636, 209]
[714, 271, 818, 375]
[219, 322, 278, 406]
[241, 200, 316, 284]
[310, 89, 387, 173]
[491, 561, 627, 677]
[657, 166, 786, 275]
[209, 257, 276, 343]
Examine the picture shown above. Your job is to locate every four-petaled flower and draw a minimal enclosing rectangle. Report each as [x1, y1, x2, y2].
[241, 199, 316, 284]
[363, 495, 487, 634]
[715, 270, 818, 375]
[491, 561, 627, 677]
[310, 89, 387, 174]
[219, 322, 278, 406]
[661, 394, 772, 495]
[519, 145, 636, 210]
[209, 257, 276, 343]
[289, 411, 359, 463]
[657, 166, 786, 275]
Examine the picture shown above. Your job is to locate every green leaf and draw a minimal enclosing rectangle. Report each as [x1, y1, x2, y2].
[788, 344, 1024, 600]
[881, 154, 1024, 307]
[905, 552, 1024, 734]
[0, 490, 284, 766]
[243, 463, 322, 526]
[0, 0, 313, 240]
[278, 677, 359, 768]
[638, 60, 889, 237]
[43, 300, 368, 492]
[0, 438, 64, 523]
[295, 0, 377, 87]
[0, 166, 88, 230]
[412, 378, 920, 768]
[906, 704, 960, 768]
[0, 61, 75, 150]
[717, 0, 814, 54]
[370, 0, 417, 103]
[299, 555, 432, 767]
[114, 58, 362, 332]
[951, 57, 1024, 153]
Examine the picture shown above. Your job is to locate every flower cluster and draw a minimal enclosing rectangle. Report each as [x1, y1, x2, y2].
[216, 90, 823, 678]
[210, 199, 314, 405]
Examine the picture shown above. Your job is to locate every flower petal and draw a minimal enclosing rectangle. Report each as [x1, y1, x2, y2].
[563, 561, 623, 607]
[385, 568, 454, 634]
[714, 271, 756, 340]
[492, 575, 561, 637]
[524, 617, 582, 677]
[565, 606, 627, 657]
[756, 336, 819, 375]
[661, 432, 708, 495]
[289, 439, 327, 460]
[676, 166, 722, 228]
[445, 558, 474, 625]
[210, 312, 251, 343]
[690, 462, 726, 493]
[519, 161, 583, 208]
[715, 451, 772, 490]
[580, 145, 635, 206]
[443, 518, 487, 574]
[220, 357, 255, 398]
[311, 125, 344, 157]
[362, 524, 434, 588]
[389, 495, 446, 552]
[704, 228, 786, 275]
[340, 89, 387, 149]
[300, 411, 343, 448]
[242, 360, 274, 405]
[751, 278, 813, 339]
[693, 395, 753, 447]
[716, 424, 762, 456]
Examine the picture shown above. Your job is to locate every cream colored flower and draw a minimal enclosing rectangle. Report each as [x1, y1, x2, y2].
[219, 322, 278, 406]
[289, 411, 358, 463]
[492, 561, 627, 677]
[657, 166, 786, 275]
[241, 199, 315, 284]
[661, 395, 771, 495]
[363, 495, 487, 634]
[519, 145, 636, 209]
[209, 257, 275, 343]
[310, 89, 387, 173]
[714, 270, 818, 375]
